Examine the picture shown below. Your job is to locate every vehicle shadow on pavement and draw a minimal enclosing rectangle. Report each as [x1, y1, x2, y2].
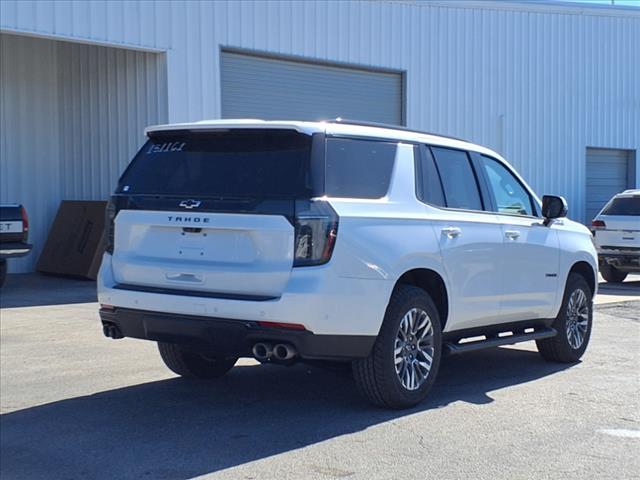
[0, 347, 572, 480]
[597, 279, 640, 297]
[0, 274, 96, 308]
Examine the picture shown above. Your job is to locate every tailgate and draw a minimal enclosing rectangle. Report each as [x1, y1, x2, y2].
[595, 215, 640, 251]
[112, 210, 294, 298]
[0, 205, 25, 243]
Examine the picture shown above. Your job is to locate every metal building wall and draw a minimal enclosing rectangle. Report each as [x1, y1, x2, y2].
[0, 34, 62, 274]
[1, 1, 639, 266]
[57, 41, 168, 200]
[0, 33, 167, 272]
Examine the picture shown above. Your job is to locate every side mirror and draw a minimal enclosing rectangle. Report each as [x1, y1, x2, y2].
[542, 195, 568, 226]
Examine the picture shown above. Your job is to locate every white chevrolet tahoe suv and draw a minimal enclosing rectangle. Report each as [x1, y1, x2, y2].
[98, 119, 597, 408]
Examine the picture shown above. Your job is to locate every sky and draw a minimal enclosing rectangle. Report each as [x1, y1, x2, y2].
[558, 0, 640, 6]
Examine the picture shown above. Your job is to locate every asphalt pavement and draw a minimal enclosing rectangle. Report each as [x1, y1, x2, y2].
[0, 274, 638, 480]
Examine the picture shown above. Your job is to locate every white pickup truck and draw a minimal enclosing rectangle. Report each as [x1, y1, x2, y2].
[0, 204, 32, 287]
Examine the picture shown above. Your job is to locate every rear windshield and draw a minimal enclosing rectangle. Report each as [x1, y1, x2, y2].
[602, 196, 640, 216]
[118, 130, 313, 198]
[118, 130, 398, 200]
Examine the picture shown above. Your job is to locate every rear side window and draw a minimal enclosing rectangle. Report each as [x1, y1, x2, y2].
[416, 146, 446, 207]
[431, 147, 483, 211]
[325, 138, 397, 199]
[118, 130, 312, 198]
[602, 196, 640, 216]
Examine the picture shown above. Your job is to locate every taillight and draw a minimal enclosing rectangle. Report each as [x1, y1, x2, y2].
[20, 206, 29, 242]
[257, 321, 306, 330]
[591, 220, 606, 229]
[105, 198, 116, 254]
[293, 200, 338, 267]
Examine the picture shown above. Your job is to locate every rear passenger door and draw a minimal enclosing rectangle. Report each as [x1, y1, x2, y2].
[474, 154, 560, 320]
[418, 146, 504, 331]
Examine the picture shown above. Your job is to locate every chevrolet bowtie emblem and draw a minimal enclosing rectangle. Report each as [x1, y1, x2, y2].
[179, 199, 202, 209]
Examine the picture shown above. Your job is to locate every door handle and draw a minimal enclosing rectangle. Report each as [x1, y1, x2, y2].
[505, 230, 521, 240]
[441, 227, 462, 239]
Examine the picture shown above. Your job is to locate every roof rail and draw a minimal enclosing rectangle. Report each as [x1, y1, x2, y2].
[326, 117, 469, 143]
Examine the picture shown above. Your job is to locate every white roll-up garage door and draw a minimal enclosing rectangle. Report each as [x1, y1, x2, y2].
[221, 51, 403, 125]
[586, 148, 632, 222]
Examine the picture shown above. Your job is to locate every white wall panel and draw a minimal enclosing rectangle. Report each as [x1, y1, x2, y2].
[0, 0, 171, 51]
[57, 41, 168, 200]
[0, 33, 167, 272]
[0, 34, 60, 273]
[1, 1, 639, 272]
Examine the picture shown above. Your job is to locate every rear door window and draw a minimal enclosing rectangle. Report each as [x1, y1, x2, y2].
[431, 147, 483, 211]
[602, 196, 640, 215]
[325, 138, 397, 199]
[118, 130, 313, 198]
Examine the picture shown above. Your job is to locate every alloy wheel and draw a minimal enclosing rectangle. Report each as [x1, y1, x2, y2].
[565, 289, 589, 349]
[394, 308, 435, 390]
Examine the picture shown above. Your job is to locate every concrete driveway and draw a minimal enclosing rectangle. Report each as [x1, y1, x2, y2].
[0, 274, 639, 480]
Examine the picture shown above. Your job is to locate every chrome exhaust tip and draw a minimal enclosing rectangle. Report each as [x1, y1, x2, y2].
[272, 343, 297, 362]
[252, 342, 273, 362]
[102, 322, 123, 339]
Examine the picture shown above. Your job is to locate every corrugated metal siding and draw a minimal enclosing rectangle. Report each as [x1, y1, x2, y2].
[0, 33, 167, 272]
[57, 41, 168, 200]
[1, 0, 639, 270]
[0, 0, 171, 51]
[220, 51, 403, 124]
[0, 34, 61, 274]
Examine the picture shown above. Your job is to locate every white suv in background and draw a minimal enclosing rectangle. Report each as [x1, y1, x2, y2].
[591, 189, 640, 283]
[98, 119, 597, 408]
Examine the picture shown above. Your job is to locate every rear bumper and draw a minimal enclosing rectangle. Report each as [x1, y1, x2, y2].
[97, 253, 393, 337]
[598, 253, 640, 272]
[0, 242, 32, 259]
[99, 306, 376, 361]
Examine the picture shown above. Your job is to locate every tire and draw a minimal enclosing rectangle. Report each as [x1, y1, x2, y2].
[0, 259, 6, 288]
[158, 342, 237, 379]
[536, 273, 593, 363]
[353, 285, 442, 409]
[600, 263, 627, 283]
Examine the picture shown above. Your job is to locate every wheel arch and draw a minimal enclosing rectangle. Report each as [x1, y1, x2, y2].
[393, 268, 449, 330]
[569, 261, 597, 298]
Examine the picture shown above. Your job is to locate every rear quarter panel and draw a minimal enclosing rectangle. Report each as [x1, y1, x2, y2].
[327, 211, 449, 332]
[327, 143, 450, 333]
